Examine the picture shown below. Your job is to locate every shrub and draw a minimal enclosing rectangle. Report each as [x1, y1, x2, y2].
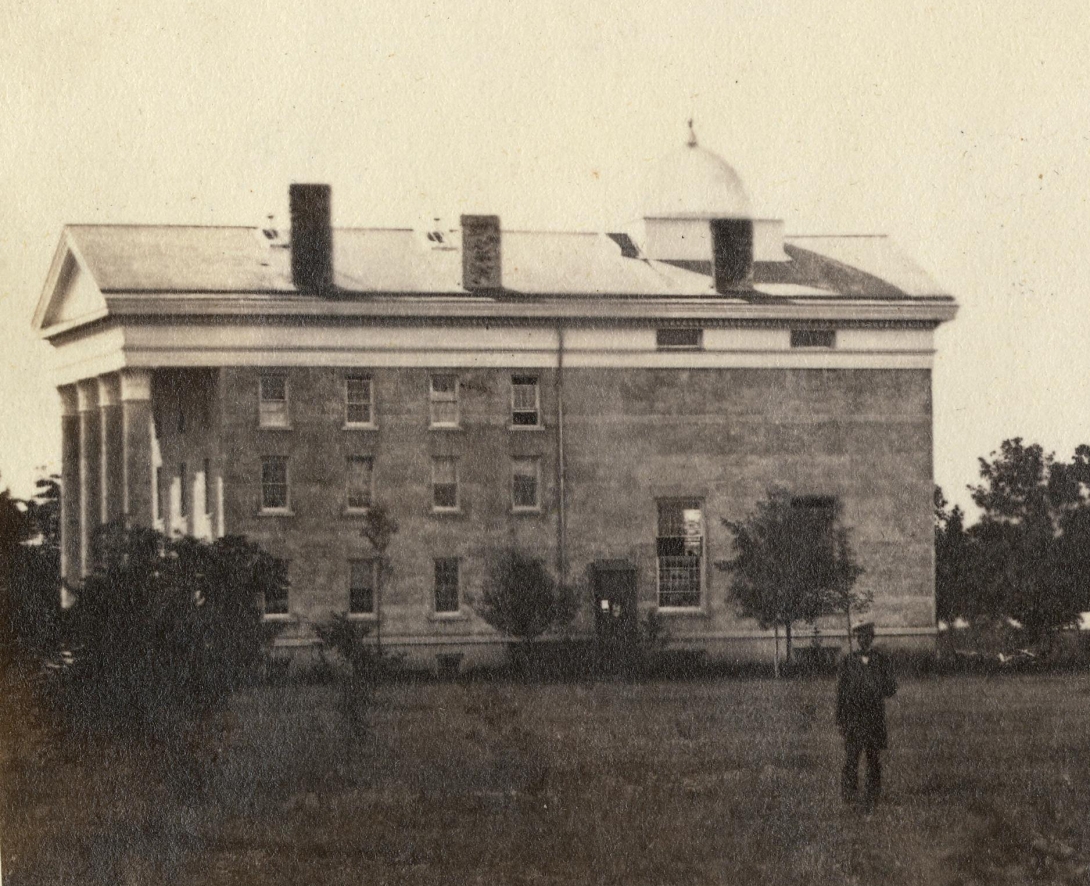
[54, 525, 285, 739]
[475, 550, 577, 650]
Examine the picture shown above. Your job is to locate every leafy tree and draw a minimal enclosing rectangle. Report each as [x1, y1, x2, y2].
[56, 525, 285, 738]
[934, 485, 986, 623]
[475, 549, 577, 658]
[0, 476, 62, 670]
[718, 488, 866, 671]
[965, 440, 1090, 640]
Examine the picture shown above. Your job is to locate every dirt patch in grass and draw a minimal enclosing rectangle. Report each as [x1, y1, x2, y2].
[4, 674, 1090, 884]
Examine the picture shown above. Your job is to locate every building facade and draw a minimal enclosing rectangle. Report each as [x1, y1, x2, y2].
[32, 139, 956, 668]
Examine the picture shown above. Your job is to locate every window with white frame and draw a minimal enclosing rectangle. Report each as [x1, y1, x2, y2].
[429, 374, 459, 427]
[259, 374, 289, 427]
[434, 557, 460, 613]
[261, 456, 290, 511]
[512, 457, 540, 511]
[348, 559, 377, 615]
[432, 457, 459, 511]
[345, 375, 374, 426]
[345, 456, 374, 511]
[656, 499, 704, 608]
[511, 375, 540, 426]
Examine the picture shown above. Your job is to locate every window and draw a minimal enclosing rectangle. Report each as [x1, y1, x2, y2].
[346, 375, 374, 426]
[512, 457, 540, 511]
[656, 328, 703, 350]
[348, 559, 377, 615]
[179, 462, 188, 516]
[656, 499, 704, 608]
[259, 375, 289, 427]
[204, 458, 213, 515]
[429, 374, 459, 427]
[511, 375, 540, 426]
[264, 575, 289, 616]
[346, 456, 374, 511]
[434, 558, 460, 614]
[261, 456, 289, 511]
[432, 457, 459, 511]
[790, 329, 836, 349]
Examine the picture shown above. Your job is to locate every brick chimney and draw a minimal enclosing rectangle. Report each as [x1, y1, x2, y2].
[461, 215, 502, 291]
[710, 218, 754, 292]
[289, 184, 333, 292]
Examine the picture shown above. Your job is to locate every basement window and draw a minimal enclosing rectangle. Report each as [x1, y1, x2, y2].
[790, 329, 836, 349]
[656, 328, 703, 351]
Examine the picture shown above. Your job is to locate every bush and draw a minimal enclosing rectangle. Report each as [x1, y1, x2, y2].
[475, 550, 577, 648]
[53, 525, 285, 739]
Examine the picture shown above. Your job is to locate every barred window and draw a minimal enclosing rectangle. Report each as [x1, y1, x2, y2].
[434, 558, 460, 614]
[261, 456, 289, 511]
[511, 375, 540, 426]
[346, 375, 373, 425]
[656, 499, 704, 608]
[512, 457, 540, 511]
[790, 329, 836, 349]
[432, 457, 459, 511]
[429, 374, 459, 427]
[259, 375, 289, 427]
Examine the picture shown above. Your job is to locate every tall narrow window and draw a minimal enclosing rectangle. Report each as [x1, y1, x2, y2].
[179, 462, 188, 516]
[264, 570, 289, 616]
[259, 374, 289, 427]
[348, 559, 377, 615]
[512, 457, 540, 511]
[511, 375, 540, 426]
[203, 458, 213, 515]
[432, 458, 459, 511]
[429, 374, 459, 427]
[656, 499, 704, 609]
[261, 456, 289, 511]
[434, 558, 460, 614]
[346, 375, 373, 426]
[346, 456, 374, 511]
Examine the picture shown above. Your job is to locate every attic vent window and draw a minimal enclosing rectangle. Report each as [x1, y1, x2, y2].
[790, 329, 836, 349]
[656, 328, 703, 351]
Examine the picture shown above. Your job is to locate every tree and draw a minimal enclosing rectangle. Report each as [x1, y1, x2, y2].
[718, 488, 865, 673]
[475, 549, 576, 661]
[966, 440, 1090, 640]
[934, 485, 986, 623]
[56, 525, 285, 738]
[359, 503, 399, 655]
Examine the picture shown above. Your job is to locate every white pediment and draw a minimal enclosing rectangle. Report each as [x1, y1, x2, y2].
[33, 235, 108, 334]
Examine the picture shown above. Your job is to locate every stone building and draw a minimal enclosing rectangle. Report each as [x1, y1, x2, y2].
[31, 136, 956, 667]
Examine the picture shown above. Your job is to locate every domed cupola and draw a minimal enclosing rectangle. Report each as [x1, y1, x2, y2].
[641, 122, 752, 220]
[636, 123, 786, 290]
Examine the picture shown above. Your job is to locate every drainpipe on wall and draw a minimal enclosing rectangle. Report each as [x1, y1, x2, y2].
[556, 325, 567, 591]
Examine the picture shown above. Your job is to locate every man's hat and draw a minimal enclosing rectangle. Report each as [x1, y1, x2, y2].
[852, 621, 875, 637]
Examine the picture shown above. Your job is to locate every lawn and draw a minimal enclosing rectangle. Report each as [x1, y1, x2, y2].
[4, 672, 1090, 885]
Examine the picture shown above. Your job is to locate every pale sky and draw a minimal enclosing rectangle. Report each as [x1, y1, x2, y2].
[2, 0, 1088, 512]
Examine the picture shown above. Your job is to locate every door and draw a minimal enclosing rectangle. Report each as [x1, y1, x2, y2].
[593, 564, 638, 672]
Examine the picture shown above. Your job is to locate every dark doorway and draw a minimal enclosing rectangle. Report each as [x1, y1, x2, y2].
[592, 562, 638, 674]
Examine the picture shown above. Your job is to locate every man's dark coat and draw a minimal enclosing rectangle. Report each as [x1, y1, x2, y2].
[835, 649, 897, 749]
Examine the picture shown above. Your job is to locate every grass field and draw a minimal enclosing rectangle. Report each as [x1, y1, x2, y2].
[4, 672, 1090, 885]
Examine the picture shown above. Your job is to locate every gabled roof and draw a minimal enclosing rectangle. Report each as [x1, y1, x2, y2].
[33, 223, 954, 336]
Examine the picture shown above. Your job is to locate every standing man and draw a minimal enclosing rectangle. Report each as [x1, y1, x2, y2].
[836, 621, 897, 806]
